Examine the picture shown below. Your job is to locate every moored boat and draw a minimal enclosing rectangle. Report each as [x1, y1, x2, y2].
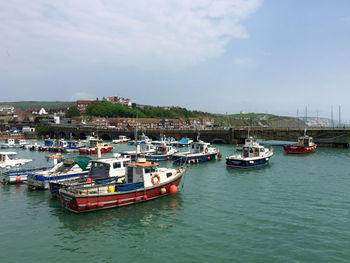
[283, 133, 317, 154]
[1, 154, 62, 184]
[27, 156, 91, 190]
[145, 144, 178, 161]
[121, 143, 156, 158]
[59, 159, 186, 213]
[50, 155, 131, 198]
[112, 136, 130, 144]
[128, 133, 151, 145]
[0, 152, 32, 169]
[79, 138, 113, 155]
[0, 139, 16, 149]
[226, 137, 273, 168]
[173, 139, 220, 164]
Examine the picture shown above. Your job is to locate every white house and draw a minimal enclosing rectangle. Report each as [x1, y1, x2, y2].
[38, 108, 48, 115]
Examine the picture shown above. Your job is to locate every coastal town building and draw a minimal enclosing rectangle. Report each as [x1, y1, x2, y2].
[49, 107, 68, 115]
[0, 105, 15, 114]
[76, 100, 91, 113]
[105, 96, 132, 107]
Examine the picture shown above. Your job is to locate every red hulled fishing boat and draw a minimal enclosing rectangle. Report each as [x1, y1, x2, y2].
[283, 134, 317, 154]
[79, 138, 113, 155]
[59, 159, 186, 213]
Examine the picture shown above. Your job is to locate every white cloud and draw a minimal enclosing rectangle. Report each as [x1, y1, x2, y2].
[0, 0, 262, 73]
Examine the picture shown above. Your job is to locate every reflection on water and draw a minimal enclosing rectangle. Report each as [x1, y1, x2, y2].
[52, 195, 183, 233]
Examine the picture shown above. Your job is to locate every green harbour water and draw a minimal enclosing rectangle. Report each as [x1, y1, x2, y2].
[1, 143, 350, 262]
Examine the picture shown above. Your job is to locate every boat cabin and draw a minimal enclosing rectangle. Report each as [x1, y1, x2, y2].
[89, 138, 103, 147]
[126, 160, 158, 184]
[155, 145, 174, 155]
[190, 141, 211, 154]
[297, 136, 314, 147]
[140, 143, 156, 153]
[88, 157, 131, 180]
[242, 145, 266, 158]
[0, 152, 18, 163]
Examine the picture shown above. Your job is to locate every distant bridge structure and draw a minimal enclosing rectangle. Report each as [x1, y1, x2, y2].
[49, 124, 350, 148]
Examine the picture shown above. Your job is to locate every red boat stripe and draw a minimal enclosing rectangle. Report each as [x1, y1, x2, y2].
[78, 196, 146, 207]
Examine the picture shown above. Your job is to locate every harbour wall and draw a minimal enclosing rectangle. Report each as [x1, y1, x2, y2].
[48, 125, 350, 147]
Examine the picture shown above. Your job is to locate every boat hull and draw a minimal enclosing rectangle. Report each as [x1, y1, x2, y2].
[79, 146, 113, 155]
[226, 157, 270, 168]
[27, 171, 89, 190]
[173, 153, 217, 164]
[145, 154, 173, 161]
[59, 176, 183, 213]
[283, 144, 317, 154]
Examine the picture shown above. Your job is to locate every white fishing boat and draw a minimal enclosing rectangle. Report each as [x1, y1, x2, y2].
[226, 137, 273, 168]
[0, 139, 16, 149]
[145, 144, 178, 161]
[1, 154, 63, 184]
[121, 143, 156, 158]
[128, 133, 151, 145]
[173, 139, 221, 164]
[0, 152, 32, 169]
[49, 155, 131, 197]
[112, 136, 130, 144]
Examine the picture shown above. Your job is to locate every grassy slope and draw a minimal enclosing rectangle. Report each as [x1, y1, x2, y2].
[0, 101, 76, 110]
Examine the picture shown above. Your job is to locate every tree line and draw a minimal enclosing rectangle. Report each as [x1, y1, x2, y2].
[66, 101, 211, 119]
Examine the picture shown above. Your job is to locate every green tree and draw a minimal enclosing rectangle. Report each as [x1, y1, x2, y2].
[36, 124, 51, 136]
[65, 106, 81, 118]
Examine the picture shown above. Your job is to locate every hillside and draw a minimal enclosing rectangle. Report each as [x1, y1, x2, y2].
[213, 113, 306, 128]
[0, 101, 75, 110]
[0, 100, 303, 128]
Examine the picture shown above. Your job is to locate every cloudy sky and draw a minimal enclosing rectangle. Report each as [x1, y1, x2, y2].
[1, 0, 350, 120]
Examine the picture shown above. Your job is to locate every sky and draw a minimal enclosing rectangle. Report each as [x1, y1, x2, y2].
[1, 0, 350, 121]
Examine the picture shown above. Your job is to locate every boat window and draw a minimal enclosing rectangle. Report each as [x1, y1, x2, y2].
[144, 167, 152, 174]
[166, 172, 172, 178]
[249, 148, 254, 153]
[8, 154, 17, 160]
[113, 162, 121, 169]
[127, 167, 133, 183]
[57, 161, 75, 172]
[90, 162, 110, 179]
[136, 167, 143, 176]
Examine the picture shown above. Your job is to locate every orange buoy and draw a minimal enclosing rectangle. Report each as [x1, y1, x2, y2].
[135, 197, 140, 202]
[169, 185, 178, 194]
[218, 153, 222, 158]
[87, 202, 92, 208]
[15, 176, 21, 182]
[117, 200, 122, 205]
[207, 156, 210, 160]
[97, 202, 103, 207]
[143, 195, 148, 200]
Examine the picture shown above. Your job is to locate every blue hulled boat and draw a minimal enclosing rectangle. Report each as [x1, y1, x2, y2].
[145, 145, 178, 161]
[226, 137, 273, 168]
[173, 139, 220, 164]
